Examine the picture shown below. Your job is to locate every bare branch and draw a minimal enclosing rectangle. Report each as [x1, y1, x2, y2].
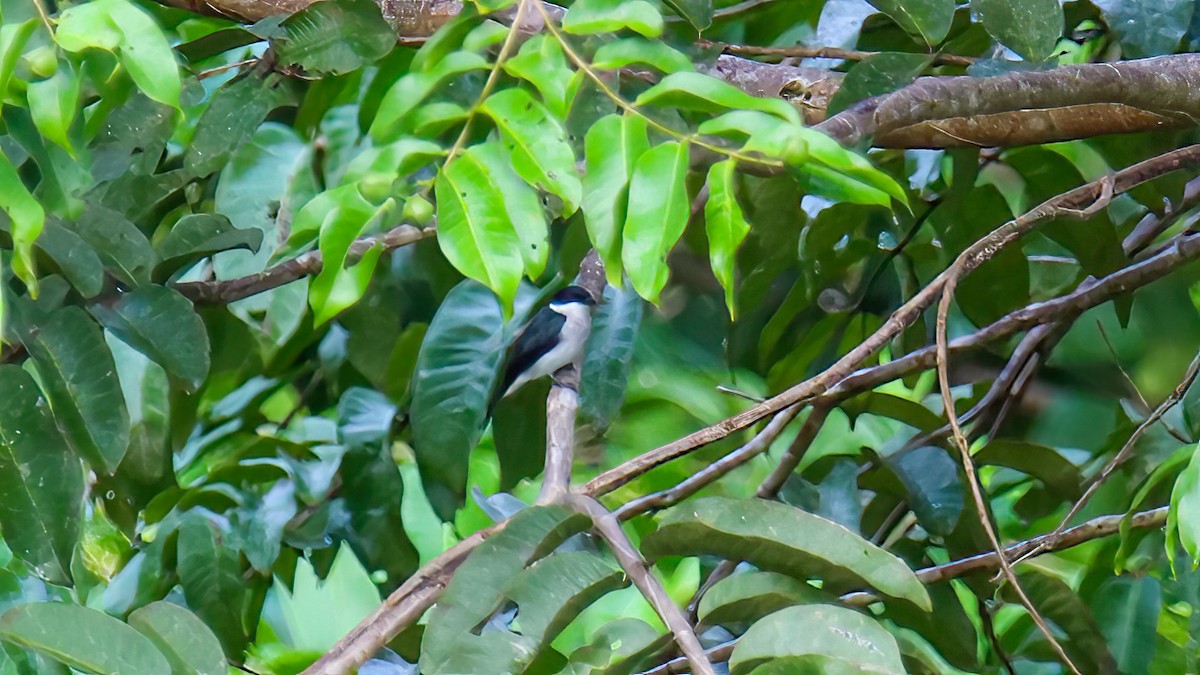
[702, 39, 975, 67]
[566, 495, 716, 675]
[175, 223, 434, 305]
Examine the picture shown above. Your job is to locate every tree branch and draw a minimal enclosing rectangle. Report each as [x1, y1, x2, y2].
[174, 223, 434, 305]
[701, 39, 975, 67]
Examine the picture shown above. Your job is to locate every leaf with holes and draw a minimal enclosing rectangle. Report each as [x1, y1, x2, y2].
[503, 34, 578, 118]
[481, 88, 582, 215]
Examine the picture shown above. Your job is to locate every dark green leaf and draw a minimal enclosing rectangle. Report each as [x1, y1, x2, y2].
[728, 604, 905, 675]
[0, 366, 82, 585]
[410, 281, 506, 491]
[1003, 569, 1118, 674]
[661, 0, 713, 30]
[972, 0, 1064, 61]
[890, 446, 963, 536]
[421, 505, 590, 668]
[186, 74, 289, 178]
[1094, 0, 1193, 58]
[177, 518, 248, 656]
[580, 283, 643, 430]
[1090, 576, 1160, 674]
[64, 205, 154, 287]
[25, 306, 130, 473]
[698, 571, 828, 627]
[90, 286, 211, 391]
[272, 0, 395, 75]
[826, 52, 930, 116]
[866, 0, 955, 45]
[128, 602, 227, 675]
[623, 141, 690, 302]
[643, 497, 931, 609]
[153, 214, 263, 279]
[0, 603, 170, 675]
[975, 439, 1082, 499]
[504, 550, 626, 648]
[32, 222, 104, 298]
[492, 380, 549, 491]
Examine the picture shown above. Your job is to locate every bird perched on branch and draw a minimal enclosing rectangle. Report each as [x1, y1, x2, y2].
[490, 285, 596, 411]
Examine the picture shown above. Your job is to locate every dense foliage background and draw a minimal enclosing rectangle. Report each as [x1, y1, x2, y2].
[2, 0, 1200, 673]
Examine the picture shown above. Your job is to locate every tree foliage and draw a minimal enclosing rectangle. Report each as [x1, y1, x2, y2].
[0, 0, 1199, 673]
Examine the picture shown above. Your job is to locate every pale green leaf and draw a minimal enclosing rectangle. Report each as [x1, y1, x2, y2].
[27, 66, 80, 155]
[563, 0, 664, 37]
[622, 141, 690, 302]
[593, 37, 694, 74]
[481, 88, 582, 215]
[582, 113, 650, 286]
[729, 605, 905, 675]
[470, 142, 549, 280]
[704, 160, 751, 319]
[503, 34, 577, 117]
[0, 149, 44, 293]
[636, 72, 801, 124]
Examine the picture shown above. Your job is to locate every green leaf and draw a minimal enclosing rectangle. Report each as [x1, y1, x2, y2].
[421, 505, 590, 667]
[24, 307, 130, 473]
[790, 129, 909, 207]
[272, 0, 395, 75]
[0, 365, 82, 585]
[0, 603, 170, 675]
[729, 604, 905, 675]
[27, 66, 81, 155]
[106, 333, 171, 488]
[341, 138, 445, 186]
[32, 222, 104, 298]
[186, 74, 289, 178]
[866, 0, 955, 46]
[0, 21, 39, 104]
[503, 34, 577, 118]
[177, 518, 248, 656]
[471, 142, 550, 281]
[370, 51, 490, 142]
[1094, 0, 1192, 58]
[826, 52, 930, 116]
[704, 160, 752, 319]
[309, 199, 392, 326]
[154, 214, 263, 279]
[622, 141, 690, 302]
[435, 152, 526, 309]
[568, 618, 668, 672]
[504, 550, 626, 648]
[1002, 570, 1117, 674]
[580, 283, 643, 429]
[0, 149, 44, 294]
[128, 602, 227, 675]
[266, 543, 381, 653]
[592, 37, 693, 74]
[582, 114, 650, 286]
[1090, 576, 1160, 674]
[481, 88, 582, 215]
[1167, 443, 1200, 569]
[698, 571, 827, 627]
[889, 446, 963, 537]
[974, 439, 1082, 499]
[643, 497, 931, 610]
[972, 0, 1064, 61]
[563, 0, 664, 37]
[90, 286, 211, 391]
[410, 281, 506, 491]
[661, 0, 713, 30]
[65, 205, 154, 287]
[59, 0, 181, 107]
[636, 72, 800, 124]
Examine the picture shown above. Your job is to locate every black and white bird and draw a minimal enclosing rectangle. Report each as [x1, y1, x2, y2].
[490, 285, 596, 409]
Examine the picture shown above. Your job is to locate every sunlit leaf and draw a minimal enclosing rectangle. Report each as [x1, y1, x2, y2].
[704, 160, 752, 319]
[622, 141, 690, 302]
[27, 66, 81, 154]
[582, 113, 650, 285]
[58, 0, 181, 107]
[481, 88, 582, 215]
[435, 152, 526, 309]
[593, 37, 693, 73]
[698, 571, 828, 627]
[636, 72, 800, 124]
[504, 34, 578, 117]
[471, 142, 550, 281]
[0, 149, 44, 294]
[1167, 443, 1200, 570]
[563, 0, 664, 37]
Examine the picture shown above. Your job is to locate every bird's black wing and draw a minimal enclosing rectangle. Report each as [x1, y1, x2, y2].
[493, 306, 566, 403]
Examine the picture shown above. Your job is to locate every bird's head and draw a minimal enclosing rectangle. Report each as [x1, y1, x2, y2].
[549, 285, 597, 307]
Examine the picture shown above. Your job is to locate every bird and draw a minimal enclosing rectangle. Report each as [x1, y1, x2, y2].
[490, 285, 597, 411]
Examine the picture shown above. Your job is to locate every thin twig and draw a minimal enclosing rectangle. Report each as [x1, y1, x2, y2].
[1013, 346, 1200, 566]
[566, 495, 716, 675]
[700, 39, 975, 67]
